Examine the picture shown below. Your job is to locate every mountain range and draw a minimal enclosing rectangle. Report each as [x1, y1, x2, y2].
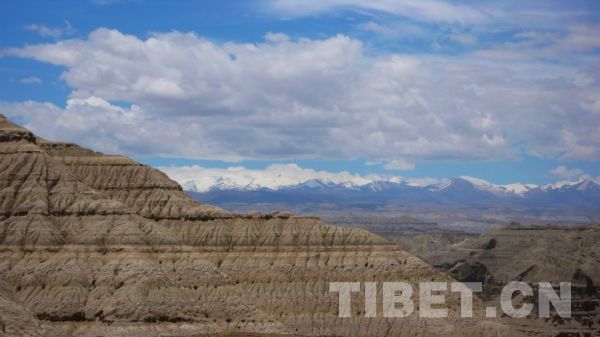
[185, 176, 600, 218]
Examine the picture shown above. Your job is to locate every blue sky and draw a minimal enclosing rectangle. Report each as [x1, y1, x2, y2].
[1, 0, 599, 185]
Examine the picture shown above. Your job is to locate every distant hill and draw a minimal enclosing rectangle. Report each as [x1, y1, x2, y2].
[187, 176, 600, 223]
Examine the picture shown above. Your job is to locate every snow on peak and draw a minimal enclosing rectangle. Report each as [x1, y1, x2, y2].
[181, 180, 198, 192]
[457, 175, 493, 187]
[575, 179, 600, 191]
[429, 176, 537, 196]
[161, 163, 374, 192]
[161, 164, 592, 196]
[430, 179, 453, 191]
[429, 176, 493, 192]
[542, 179, 582, 191]
[295, 179, 330, 189]
[502, 183, 538, 195]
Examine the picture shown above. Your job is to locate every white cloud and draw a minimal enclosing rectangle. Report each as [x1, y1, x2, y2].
[383, 158, 415, 170]
[449, 33, 476, 45]
[359, 21, 395, 35]
[264, 32, 290, 43]
[358, 21, 428, 39]
[18, 76, 42, 85]
[23, 21, 75, 39]
[548, 166, 600, 184]
[548, 165, 596, 181]
[2, 27, 600, 163]
[556, 25, 600, 52]
[0, 97, 149, 155]
[265, 0, 490, 24]
[549, 165, 584, 179]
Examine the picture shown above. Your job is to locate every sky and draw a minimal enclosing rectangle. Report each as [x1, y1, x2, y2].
[0, 0, 599, 186]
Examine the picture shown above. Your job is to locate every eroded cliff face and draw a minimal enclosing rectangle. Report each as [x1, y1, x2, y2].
[0, 114, 519, 337]
[388, 225, 600, 336]
[443, 225, 600, 284]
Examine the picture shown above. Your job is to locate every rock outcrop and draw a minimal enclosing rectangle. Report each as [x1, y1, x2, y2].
[392, 224, 600, 336]
[0, 114, 519, 337]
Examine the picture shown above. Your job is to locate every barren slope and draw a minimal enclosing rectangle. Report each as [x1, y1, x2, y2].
[390, 224, 600, 336]
[0, 114, 518, 337]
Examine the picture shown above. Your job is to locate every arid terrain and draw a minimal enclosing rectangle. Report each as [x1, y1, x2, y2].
[2, 0, 599, 335]
[0, 115, 524, 336]
[2, 112, 598, 337]
[380, 223, 600, 336]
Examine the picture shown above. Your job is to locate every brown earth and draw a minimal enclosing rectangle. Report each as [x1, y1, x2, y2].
[387, 224, 600, 336]
[0, 114, 520, 337]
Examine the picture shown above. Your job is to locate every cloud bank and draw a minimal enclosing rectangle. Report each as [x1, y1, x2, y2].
[1, 25, 599, 163]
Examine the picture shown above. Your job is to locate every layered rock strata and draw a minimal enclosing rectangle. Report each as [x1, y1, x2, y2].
[0, 114, 518, 337]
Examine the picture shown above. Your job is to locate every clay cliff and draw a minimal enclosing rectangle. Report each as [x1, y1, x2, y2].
[0, 114, 518, 337]
[389, 224, 600, 335]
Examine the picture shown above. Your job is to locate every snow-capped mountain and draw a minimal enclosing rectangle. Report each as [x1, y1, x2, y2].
[179, 172, 599, 198]
[181, 180, 199, 192]
[181, 172, 600, 217]
[163, 163, 373, 193]
[542, 179, 600, 192]
[185, 174, 548, 197]
[502, 183, 538, 195]
[429, 176, 537, 197]
[166, 162, 600, 217]
[167, 164, 565, 198]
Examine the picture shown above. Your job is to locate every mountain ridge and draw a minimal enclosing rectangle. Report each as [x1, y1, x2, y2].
[181, 173, 599, 197]
[186, 175, 600, 218]
[0, 113, 520, 336]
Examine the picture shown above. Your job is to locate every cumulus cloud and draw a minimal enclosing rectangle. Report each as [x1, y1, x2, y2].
[549, 165, 584, 179]
[548, 165, 600, 183]
[23, 21, 75, 39]
[383, 159, 415, 171]
[2, 27, 600, 163]
[0, 96, 231, 158]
